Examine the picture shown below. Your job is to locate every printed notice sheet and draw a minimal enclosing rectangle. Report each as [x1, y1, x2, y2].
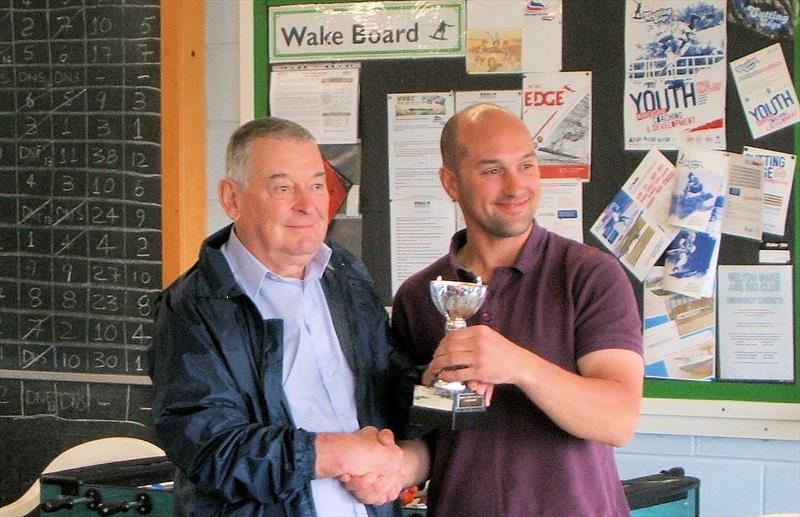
[730, 43, 800, 139]
[387, 92, 454, 199]
[718, 265, 794, 382]
[390, 198, 456, 294]
[643, 267, 715, 380]
[719, 152, 763, 240]
[455, 90, 523, 117]
[536, 180, 583, 242]
[624, 0, 727, 150]
[522, 71, 592, 180]
[269, 63, 360, 144]
[743, 146, 796, 236]
[590, 148, 679, 280]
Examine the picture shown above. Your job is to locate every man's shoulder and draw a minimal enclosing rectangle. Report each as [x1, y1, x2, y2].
[542, 231, 625, 278]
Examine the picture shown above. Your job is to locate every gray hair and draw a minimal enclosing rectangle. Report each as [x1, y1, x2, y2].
[225, 117, 316, 185]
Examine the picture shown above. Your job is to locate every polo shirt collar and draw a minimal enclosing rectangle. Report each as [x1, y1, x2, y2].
[448, 222, 545, 279]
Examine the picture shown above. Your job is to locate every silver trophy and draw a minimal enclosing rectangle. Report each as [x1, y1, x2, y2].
[410, 276, 489, 430]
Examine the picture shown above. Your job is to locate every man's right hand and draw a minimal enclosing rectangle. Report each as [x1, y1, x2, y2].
[315, 426, 403, 481]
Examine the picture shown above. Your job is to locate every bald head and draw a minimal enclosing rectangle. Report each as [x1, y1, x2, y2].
[440, 104, 529, 171]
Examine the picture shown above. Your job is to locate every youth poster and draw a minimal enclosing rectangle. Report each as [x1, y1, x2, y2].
[730, 43, 800, 140]
[624, 0, 727, 150]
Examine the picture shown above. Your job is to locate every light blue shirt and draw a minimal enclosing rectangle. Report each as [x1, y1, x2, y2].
[222, 230, 367, 517]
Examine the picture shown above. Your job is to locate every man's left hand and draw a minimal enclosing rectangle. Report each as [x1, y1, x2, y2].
[422, 324, 526, 390]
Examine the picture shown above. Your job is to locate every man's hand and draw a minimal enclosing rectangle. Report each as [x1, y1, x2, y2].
[422, 325, 644, 447]
[341, 436, 430, 506]
[338, 428, 404, 505]
[422, 325, 524, 391]
[315, 426, 403, 482]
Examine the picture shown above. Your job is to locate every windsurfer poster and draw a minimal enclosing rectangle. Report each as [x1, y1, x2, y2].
[624, 0, 727, 151]
[522, 71, 592, 181]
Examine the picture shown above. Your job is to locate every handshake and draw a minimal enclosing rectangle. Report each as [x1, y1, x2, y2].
[319, 426, 423, 506]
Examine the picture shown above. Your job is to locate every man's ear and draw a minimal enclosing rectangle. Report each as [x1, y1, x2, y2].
[218, 178, 242, 222]
[439, 166, 460, 202]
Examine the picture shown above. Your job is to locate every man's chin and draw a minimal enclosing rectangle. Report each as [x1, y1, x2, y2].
[483, 218, 533, 238]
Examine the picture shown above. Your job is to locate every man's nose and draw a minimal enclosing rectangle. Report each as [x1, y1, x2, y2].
[502, 170, 527, 194]
[292, 186, 315, 210]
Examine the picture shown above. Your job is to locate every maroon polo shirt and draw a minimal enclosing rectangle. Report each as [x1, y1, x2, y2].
[392, 224, 642, 517]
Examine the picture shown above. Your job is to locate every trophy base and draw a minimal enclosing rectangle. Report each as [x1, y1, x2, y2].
[409, 385, 488, 430]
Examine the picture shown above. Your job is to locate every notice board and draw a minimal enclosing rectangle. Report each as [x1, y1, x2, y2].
[255, 0, 799, 412]
[0, 0, 205, 506]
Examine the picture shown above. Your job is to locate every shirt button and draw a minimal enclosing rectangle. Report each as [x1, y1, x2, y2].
[481, 312, 489, 321]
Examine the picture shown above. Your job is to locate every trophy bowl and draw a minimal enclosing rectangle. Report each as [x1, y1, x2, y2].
[429, 277, 487, 332]
[409, 277, 489, 430]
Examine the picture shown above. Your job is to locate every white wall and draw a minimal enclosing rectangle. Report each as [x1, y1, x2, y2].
[205, 0, 241, 234]
[204, 3, 800, 516]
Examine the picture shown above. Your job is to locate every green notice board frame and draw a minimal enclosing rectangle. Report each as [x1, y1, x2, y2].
[251, 0, 799, 413]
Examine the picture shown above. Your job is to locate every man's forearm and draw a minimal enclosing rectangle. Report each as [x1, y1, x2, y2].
[399, 438, 430, 489]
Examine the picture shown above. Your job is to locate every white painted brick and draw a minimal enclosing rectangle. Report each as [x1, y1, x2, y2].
[206, 45, 240, 122]
[764, 464, 800, 514]
[205, 0, 240, 45]
[679, 459, 762, 517]
[206, 121, 239, 189]
[697, 437, 800, 461]
[619, 432, 695, 455]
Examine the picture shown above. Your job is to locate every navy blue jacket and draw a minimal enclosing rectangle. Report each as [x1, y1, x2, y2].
[149, 225, 408, 516]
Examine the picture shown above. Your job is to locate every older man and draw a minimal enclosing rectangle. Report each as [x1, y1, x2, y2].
[150, 117, 427, 516]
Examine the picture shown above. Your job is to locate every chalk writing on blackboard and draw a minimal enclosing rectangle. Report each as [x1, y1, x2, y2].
[0, 0, 161, 428]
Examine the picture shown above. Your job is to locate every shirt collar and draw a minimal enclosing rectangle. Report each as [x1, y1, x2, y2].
[448, 222, 545, 279]
[223, 228, 332, 298]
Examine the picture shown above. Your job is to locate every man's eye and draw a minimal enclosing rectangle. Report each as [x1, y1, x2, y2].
[484, 168, 500, 175]
[311, 183, 326, 192]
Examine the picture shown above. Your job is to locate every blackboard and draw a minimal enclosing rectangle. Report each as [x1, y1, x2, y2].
[0, 0, 161, 506]
[257, 0, 798, 406]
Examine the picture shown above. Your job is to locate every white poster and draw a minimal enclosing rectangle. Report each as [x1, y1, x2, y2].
[536, 180, 583, 243]
[743, 146, 796, 236]
[387, 92, 454, 200]
[391, 198, 456, 294]
[719, 153, 763, 240]
[624, 0, 727, 150]
[269, 63, 360, 144]
[718, 265, 794, 382]
[590, 148, 679, 281]
[522, 71, 591, 180]
[522, 0, 562, 72]
[666, 147, 728, 232]
[643, 267, 715, 380]
[730, 43, 800, 139]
